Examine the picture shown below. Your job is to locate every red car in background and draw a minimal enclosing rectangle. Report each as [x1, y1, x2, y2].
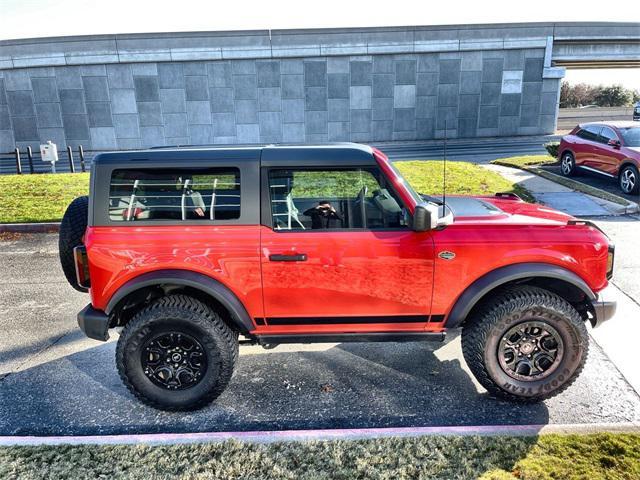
[558, 121, 640, 195]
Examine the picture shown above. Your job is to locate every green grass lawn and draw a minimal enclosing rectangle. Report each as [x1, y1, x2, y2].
[395, 160, 534, 202]
[0, 172, 89, 223]
[1, 433, 638, 479]
[490, 155, 557, 169]
[0, 160, 532, 224]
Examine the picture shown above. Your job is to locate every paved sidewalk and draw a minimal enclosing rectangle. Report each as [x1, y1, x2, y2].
[483, 164, 630, 216]
[589, 285, 640, 395]
[591, 215, 640, 396]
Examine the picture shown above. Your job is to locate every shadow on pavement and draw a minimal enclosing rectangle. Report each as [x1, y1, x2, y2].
[0, 340, 551, 436]
[0, 329, 86, 374]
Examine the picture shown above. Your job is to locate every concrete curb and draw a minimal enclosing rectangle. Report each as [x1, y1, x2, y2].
[0, 222, 60, 233]
[1, 423, 639, 447]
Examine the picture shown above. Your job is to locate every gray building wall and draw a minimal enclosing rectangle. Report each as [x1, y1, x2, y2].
[4, 22, 638, 153]
[0, 50, 562, 153]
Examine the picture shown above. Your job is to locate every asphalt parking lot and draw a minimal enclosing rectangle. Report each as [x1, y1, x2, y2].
[1, 232, 639, 436]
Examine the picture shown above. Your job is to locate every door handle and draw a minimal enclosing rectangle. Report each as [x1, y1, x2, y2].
[269, 253, 307, 262]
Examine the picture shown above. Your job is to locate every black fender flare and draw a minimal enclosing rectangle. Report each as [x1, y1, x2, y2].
[444, 263, 596, 329]
[105, 269, 255, 333]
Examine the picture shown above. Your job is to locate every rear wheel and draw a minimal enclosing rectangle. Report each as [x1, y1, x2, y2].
[116, 295, 238, 411]
[461, 286, 588, 402]
[58, 195, 89, 291]
[560, 152, 577, 176]
[619, 164, 639, 195]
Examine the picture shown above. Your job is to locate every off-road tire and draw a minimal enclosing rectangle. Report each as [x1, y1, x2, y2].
[58, 195, 89, 291]
[461, 286, 588, 402]
[116, 295, 239, 411]
[560, 151, 578, 177]
[619, 164, 639, 195]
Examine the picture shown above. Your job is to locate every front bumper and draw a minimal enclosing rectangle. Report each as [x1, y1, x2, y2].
[590, 284, 617, 328]
[77, 304, 110, 341]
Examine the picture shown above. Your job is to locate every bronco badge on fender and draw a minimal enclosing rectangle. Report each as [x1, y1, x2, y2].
[438, 251, 456, 260]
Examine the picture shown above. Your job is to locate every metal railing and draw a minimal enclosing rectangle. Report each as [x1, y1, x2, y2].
[0, 145, 89, 175]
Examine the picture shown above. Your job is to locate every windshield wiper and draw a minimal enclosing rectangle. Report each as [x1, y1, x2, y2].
[419, 193, 443, 205]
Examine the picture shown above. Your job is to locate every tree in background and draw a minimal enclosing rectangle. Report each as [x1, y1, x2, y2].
[560, 82, 639, 108]
[560, 82, 596, 107]
[594, 85, 633, 107]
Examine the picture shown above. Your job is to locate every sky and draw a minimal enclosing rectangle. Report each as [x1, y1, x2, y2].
[1, 0, 638, 88]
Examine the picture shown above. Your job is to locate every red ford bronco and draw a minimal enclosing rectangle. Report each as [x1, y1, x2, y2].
[59, 144, 616, 411]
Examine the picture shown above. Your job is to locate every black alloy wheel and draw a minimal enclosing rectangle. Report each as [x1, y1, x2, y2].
[497, 321, 564, 381]
[141, 331, 208, 391]
[461, 285, 589, 402]
[116, 295, 238, 411]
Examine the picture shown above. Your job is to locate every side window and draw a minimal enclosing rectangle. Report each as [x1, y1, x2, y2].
[577, 125, 602, 142]
[268, 167, 408, 230]
[598, 126, 618, 144]
[109, 168, 240, 222]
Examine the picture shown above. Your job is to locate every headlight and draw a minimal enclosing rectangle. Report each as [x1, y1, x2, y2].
[607, 244, 615, 280]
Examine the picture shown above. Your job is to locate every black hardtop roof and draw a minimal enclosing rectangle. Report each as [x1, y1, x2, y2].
[92, 143, 374, 166]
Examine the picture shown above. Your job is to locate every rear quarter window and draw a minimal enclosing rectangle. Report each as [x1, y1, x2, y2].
[577, 125, 602, 141]
[109, 168, 240, 222]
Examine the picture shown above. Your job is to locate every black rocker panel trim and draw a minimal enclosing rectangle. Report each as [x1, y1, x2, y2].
[256, 332, 446, 344]
[257, 315, 437, 325]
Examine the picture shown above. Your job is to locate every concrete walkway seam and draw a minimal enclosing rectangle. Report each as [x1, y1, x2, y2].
[1, 423, 639, 447]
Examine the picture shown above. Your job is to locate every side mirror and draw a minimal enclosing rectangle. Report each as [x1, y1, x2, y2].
[608, 139, 621, 149]
[412, 204, 433, 232]
[412, 203, 445, 232]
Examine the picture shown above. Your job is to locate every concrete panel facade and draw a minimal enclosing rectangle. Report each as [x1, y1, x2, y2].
[0, 50, 564, 152]
[10, 22, 637, 151]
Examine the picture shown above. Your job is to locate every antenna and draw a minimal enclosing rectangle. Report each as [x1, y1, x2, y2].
[442, 120, 448, 211]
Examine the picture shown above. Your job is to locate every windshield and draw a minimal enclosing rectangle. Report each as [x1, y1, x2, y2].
[620, 127, 640, 147]
[387, 161, 422, 205]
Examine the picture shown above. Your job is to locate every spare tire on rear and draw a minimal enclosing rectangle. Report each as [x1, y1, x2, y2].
[59, 195, 89, 291]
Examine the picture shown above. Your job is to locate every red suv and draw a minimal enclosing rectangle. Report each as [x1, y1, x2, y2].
[558, 121, 640, 195]
[59, 144, 616, 410]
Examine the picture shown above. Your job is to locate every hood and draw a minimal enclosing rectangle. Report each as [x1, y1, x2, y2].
[443, 195, 573, 225]
[627, 147, 640, 154]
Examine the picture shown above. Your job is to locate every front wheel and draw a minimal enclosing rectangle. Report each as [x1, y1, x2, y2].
[619, 164, 639, 195]
[116, 295, 238, 411]
[560, 152, 577, 176]
[461, 286, 588, 402]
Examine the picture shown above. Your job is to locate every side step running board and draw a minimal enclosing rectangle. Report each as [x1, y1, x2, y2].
[254, 332, 445, 345]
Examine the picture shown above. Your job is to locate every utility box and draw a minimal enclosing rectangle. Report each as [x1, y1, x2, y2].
[40, 141, 59, 172]
[40, 141, 59, 163]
